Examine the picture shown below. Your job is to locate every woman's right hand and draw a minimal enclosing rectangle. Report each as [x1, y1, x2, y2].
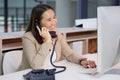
[36, 26, 52, 43]
[80, 58, 97, 68]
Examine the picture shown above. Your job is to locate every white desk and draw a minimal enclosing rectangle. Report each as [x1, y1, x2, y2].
[0, 54, 120, 80]
[0, 28, 97, 54]
[0, 28, 97, 56]
[0, 68, 120, 80]
[0, 55, 120, 80]
[0, 69, 94, 80]
[0, 59, 96, 80]
[59, 28, 97, 54]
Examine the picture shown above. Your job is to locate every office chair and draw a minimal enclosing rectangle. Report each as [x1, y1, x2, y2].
[2, 50, 23, 75]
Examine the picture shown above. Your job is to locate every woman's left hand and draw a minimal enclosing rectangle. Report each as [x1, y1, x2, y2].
[80, 59, 97, 68]
[36, 26, 52, 43]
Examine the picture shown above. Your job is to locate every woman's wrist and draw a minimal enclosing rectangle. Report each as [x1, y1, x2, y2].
[79, 58, 87, 66]
[44, 38, 52, 43]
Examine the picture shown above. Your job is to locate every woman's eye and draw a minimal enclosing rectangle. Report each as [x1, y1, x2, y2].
[48, 19, 51, 21]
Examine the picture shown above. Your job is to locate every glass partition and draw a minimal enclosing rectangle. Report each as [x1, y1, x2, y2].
[0, 0, 119, 32]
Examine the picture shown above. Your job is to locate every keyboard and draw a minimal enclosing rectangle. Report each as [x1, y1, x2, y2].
[54, 60, 97, 74]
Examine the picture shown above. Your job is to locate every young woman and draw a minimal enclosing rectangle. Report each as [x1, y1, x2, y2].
[18, 4, 96, 71]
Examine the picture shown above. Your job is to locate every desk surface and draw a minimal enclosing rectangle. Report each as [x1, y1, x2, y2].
[59, 28, 97, 33]
[0, 60, 120, 80]
[0, 28, 97, 52]
[0, 67, 120, 80]
[0, 31, 24, 39]
[0, 28, 97, 39]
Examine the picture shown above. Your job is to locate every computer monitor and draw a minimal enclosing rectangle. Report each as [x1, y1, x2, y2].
[97, 6, 120, 73]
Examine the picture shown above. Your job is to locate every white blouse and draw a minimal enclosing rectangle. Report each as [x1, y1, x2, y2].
[42, 47, 56, 69]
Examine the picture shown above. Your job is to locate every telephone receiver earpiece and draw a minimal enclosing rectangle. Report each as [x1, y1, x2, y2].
[35, 20, 57, 38]
[35, 20, 42, 30]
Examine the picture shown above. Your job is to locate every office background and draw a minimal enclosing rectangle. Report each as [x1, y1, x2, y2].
[0, 0, 119, 32]
[0, 0, 120, 76]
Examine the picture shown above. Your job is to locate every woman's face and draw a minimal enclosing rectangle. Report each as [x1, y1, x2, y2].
[40, 9, 57, 31]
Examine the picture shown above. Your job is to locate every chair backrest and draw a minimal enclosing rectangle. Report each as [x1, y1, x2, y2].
[0, 50, 2, 75]
[2, 50, 23, 75]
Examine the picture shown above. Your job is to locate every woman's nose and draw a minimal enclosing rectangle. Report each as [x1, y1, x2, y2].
[51, 19, 57, 26]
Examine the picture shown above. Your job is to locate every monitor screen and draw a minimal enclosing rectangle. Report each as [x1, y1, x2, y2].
[97, 6, 120, 73]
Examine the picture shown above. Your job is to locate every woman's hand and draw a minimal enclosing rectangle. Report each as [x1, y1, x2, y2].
[79, 58, 97, 68]
[36, 26, 52, 43]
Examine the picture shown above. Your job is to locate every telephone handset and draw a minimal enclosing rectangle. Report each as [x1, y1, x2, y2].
[35, 20, 57, 38]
